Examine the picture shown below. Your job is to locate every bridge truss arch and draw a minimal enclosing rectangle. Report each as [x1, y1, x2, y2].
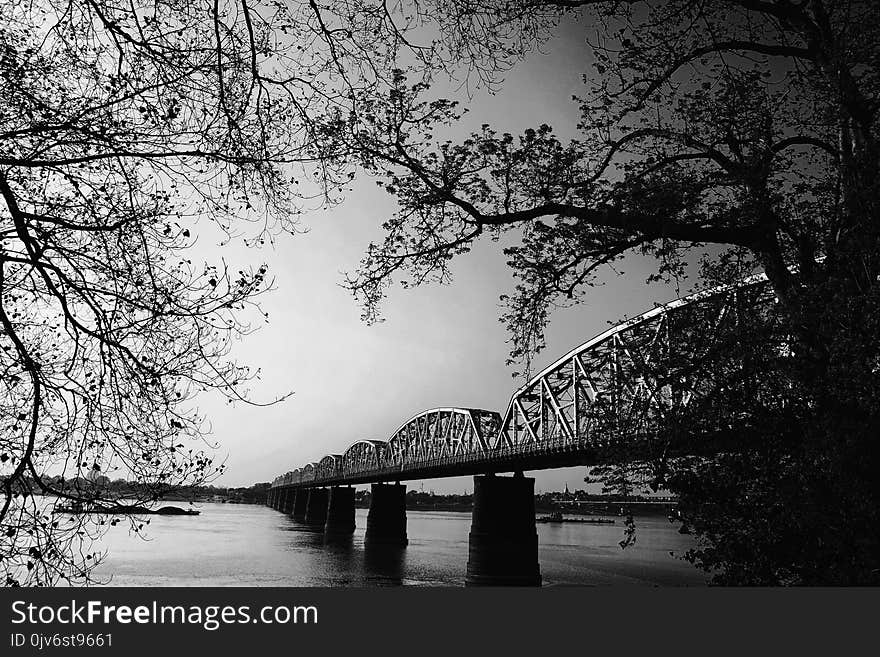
[342, 440, 386, 478]
[270, 273, 779, 488]
[497, 274, 777, 456]
[384, 408, 502, 468]
[316, 455, 342, 481]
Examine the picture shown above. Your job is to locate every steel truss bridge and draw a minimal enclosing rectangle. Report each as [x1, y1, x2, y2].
[271, 274, 777, 491]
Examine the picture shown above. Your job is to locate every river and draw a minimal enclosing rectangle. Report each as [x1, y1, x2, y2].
[87, 503, 707, 586]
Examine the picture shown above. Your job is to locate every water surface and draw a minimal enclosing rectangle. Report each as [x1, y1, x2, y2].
[89, 503, 706, 586]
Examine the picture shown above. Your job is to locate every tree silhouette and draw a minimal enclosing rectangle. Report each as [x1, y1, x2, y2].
[342, 1, 880, 583]
[0, 0, 432, 585]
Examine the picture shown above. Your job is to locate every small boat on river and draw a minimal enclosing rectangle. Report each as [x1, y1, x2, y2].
[536, 512, 615, 524]
[53, 502, 200, 516]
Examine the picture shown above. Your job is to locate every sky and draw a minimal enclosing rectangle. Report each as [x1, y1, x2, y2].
[197, 18, 702, 493]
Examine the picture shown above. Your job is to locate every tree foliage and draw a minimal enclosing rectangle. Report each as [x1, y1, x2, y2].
[341, 1, 880, 583]
[0, 0, 435, 585]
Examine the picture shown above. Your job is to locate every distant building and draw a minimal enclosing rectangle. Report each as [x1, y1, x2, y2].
[563, 482, 573, 500]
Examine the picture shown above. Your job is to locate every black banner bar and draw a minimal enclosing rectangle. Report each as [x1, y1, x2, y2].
[1, 588, 877, 656]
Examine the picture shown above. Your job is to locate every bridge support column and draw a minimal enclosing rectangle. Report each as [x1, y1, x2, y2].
[324, 486, 356, 536]
[365, 483, 408, 546]
[304, 487, 330, 528]
[292, 488, 309, 521]
[274, 488, 285, 511]
[465, 474, 541, 586]
[282, 488, 295, 514]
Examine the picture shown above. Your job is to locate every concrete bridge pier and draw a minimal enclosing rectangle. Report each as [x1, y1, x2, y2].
[267, 489, 274, 508]
[304, 487, 330, 528]
[282, 488, 295, 514]
[465, 473, 541, 586]
[324, 486, 356, 536]
[365, 483, 408, 546]
[274, 488, 285, 512]
[292, 488, 309, 521]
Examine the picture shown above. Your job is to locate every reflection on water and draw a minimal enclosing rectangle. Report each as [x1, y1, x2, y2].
[89, 504, 707, 586]
[363, 543, 408, 585]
